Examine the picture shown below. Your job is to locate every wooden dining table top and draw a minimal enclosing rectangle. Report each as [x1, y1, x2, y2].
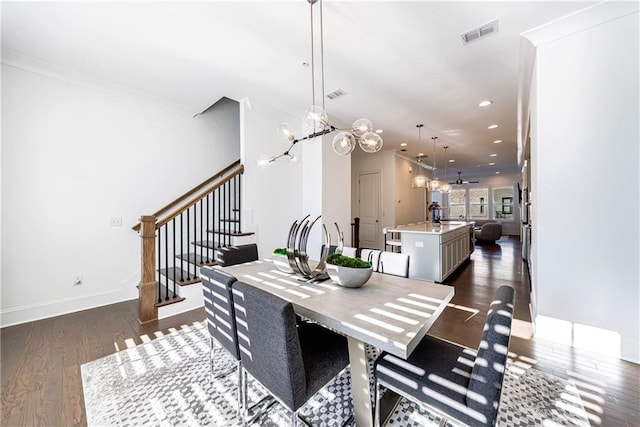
[221, 258, 455, 359]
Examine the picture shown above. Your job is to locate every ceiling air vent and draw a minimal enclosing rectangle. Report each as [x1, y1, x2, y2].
[461, 19, 499, 46]
[326, 88, 346, 100]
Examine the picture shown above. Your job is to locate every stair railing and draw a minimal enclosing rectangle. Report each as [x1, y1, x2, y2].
[134, 160, 245, 323]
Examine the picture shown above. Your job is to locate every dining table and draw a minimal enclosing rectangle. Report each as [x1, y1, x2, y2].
[221, 258, 455, 427]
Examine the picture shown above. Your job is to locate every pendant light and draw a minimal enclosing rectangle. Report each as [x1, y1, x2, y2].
[429, 136, 441, 191]
[412, 124, 429, 188]
[440, 146, 452, 194]
[261, 0, 383, 166]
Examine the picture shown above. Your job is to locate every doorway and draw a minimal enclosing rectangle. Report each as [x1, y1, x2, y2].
[358, 171, 381, 249]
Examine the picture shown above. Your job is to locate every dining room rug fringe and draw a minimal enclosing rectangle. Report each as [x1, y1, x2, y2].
[81, 322, 589, 426]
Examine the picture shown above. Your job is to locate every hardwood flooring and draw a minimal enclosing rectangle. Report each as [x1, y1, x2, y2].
[1, 237, 638, 426]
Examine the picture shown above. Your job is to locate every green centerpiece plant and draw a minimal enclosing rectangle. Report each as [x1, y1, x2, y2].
[326, 253, 373, 288]
[326, 253, 371, 269]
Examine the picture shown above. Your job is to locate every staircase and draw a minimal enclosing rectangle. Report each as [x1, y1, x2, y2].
[133, 160, 253, 323]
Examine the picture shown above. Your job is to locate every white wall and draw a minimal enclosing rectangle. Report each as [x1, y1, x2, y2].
[394, 155, 427, 226]
[322, 140, 352, 247]
[240, 98, 303, 259]
[526, 4, 639, 362]
[1, 63, 240, 326]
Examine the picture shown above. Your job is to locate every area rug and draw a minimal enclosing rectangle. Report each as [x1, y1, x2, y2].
[81, 322, 589, 426]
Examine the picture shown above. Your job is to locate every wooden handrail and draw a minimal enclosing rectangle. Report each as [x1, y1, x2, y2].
[155, 164, 244, 230]
[132, 159, 241, 231]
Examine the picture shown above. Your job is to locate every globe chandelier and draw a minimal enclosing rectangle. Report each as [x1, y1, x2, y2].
[258, 0, 383, 167]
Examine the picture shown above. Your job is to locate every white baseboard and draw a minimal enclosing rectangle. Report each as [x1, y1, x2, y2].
[0, 288, 137, 328]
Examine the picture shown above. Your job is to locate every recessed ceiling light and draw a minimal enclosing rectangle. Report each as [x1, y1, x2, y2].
[489, 162, 495, 166]
[493, 139, 502, 144]
[400, 143, 407, 147]
[495, 171, 501, 174]
[489, 153, 497, 157]
[448, 159, 455, 163]
[418, 152, 425, 156]
[488, 124, 498, 129]
[375, 129, 383, 134]
[479, 100, 493, 107]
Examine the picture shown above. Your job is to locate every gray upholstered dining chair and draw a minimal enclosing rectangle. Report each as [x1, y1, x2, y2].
[199, 267, 243, 414]
[373, 285, 515, 427]
[214, 243, 259, 266]
[378, 251, 410, 278]
[232, 280, 352, 426]
[361, 249, 381, 272]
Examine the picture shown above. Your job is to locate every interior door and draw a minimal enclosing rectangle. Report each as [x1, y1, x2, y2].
[358, 171, 381, 249]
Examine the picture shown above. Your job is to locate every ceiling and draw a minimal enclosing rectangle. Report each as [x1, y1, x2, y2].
[1, 1, 595, 178]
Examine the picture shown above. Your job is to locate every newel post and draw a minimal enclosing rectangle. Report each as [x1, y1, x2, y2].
[138, 215, 158, 324]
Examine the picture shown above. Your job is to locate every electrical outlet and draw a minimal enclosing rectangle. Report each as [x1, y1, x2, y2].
[110, 216, 122, 227]
[73, 274, 83, 286]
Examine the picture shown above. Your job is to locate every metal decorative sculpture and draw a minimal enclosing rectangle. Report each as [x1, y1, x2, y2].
[285, 215, 344, 281]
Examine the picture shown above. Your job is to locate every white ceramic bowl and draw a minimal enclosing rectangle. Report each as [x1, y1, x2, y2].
[326, 264, 373, 288]
[272, 254, 294, 273]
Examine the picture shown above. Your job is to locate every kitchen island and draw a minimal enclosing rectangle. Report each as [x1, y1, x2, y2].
[388, 221, 474, 282]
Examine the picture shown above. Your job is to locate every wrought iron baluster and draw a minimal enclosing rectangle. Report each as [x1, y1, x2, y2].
[205, 194, 210, 262]
[172, 218, 176, 289]
[224, 181, 231, 246]
[157, 228, 162, 304]
[186, 208, 190, 280]
[165, 225, 170, 300]
[180, 214, 184, 282]
[200, 199, 203, 265]
[238, 174, 242, 233]
[217, 187, 221, 248]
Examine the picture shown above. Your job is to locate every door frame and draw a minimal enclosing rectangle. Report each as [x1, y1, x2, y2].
[357, 169, 383, 250]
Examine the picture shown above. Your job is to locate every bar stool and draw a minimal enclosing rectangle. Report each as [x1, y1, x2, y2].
[383, 227, 401, 253]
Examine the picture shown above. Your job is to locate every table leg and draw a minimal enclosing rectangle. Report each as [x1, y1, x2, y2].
[347, 337, 373, 427]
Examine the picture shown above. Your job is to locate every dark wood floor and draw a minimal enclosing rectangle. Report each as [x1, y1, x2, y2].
[1, 237, 638, 426]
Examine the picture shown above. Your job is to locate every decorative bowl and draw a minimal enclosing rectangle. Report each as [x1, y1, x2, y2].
[326, 264, 373, 288]
[272, 254, 294, 273]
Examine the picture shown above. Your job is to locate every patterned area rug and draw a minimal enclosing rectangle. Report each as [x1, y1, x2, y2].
[81, 322, 589, 426]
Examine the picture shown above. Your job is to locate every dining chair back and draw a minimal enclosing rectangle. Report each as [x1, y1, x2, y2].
[360, 249, 381, 272]
[199, 267, 243, 412]
[373, 285, 515, 426]
[340, 246, 357, 258]
[378, 251, 410, 278]
[215, 243, 259, 267]
[232, 281, 351, 425]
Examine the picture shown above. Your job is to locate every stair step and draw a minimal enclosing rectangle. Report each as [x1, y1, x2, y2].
[192, 240, 221, 249]
[155, 285, 186, 308]
[175, 253, 217, 267]
[206, 230, 255, 237]
[158, 267, 201, 286]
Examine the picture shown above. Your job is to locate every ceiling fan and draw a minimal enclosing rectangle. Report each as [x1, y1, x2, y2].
[450, 172, 479, 185]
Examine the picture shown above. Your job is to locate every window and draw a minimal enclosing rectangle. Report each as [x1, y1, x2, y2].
[469, 188, 489, 219]
[449, 189, 466, 219]
[493, 187, 514, 220]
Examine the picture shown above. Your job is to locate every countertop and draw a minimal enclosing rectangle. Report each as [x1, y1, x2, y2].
[388, 221, 474, 235]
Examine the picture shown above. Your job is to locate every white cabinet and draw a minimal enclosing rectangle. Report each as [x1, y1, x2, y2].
[393, 222, 473, 282]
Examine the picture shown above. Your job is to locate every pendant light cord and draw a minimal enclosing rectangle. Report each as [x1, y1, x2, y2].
[319, 0, 325, 110]
[310, 1, 316, 108]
